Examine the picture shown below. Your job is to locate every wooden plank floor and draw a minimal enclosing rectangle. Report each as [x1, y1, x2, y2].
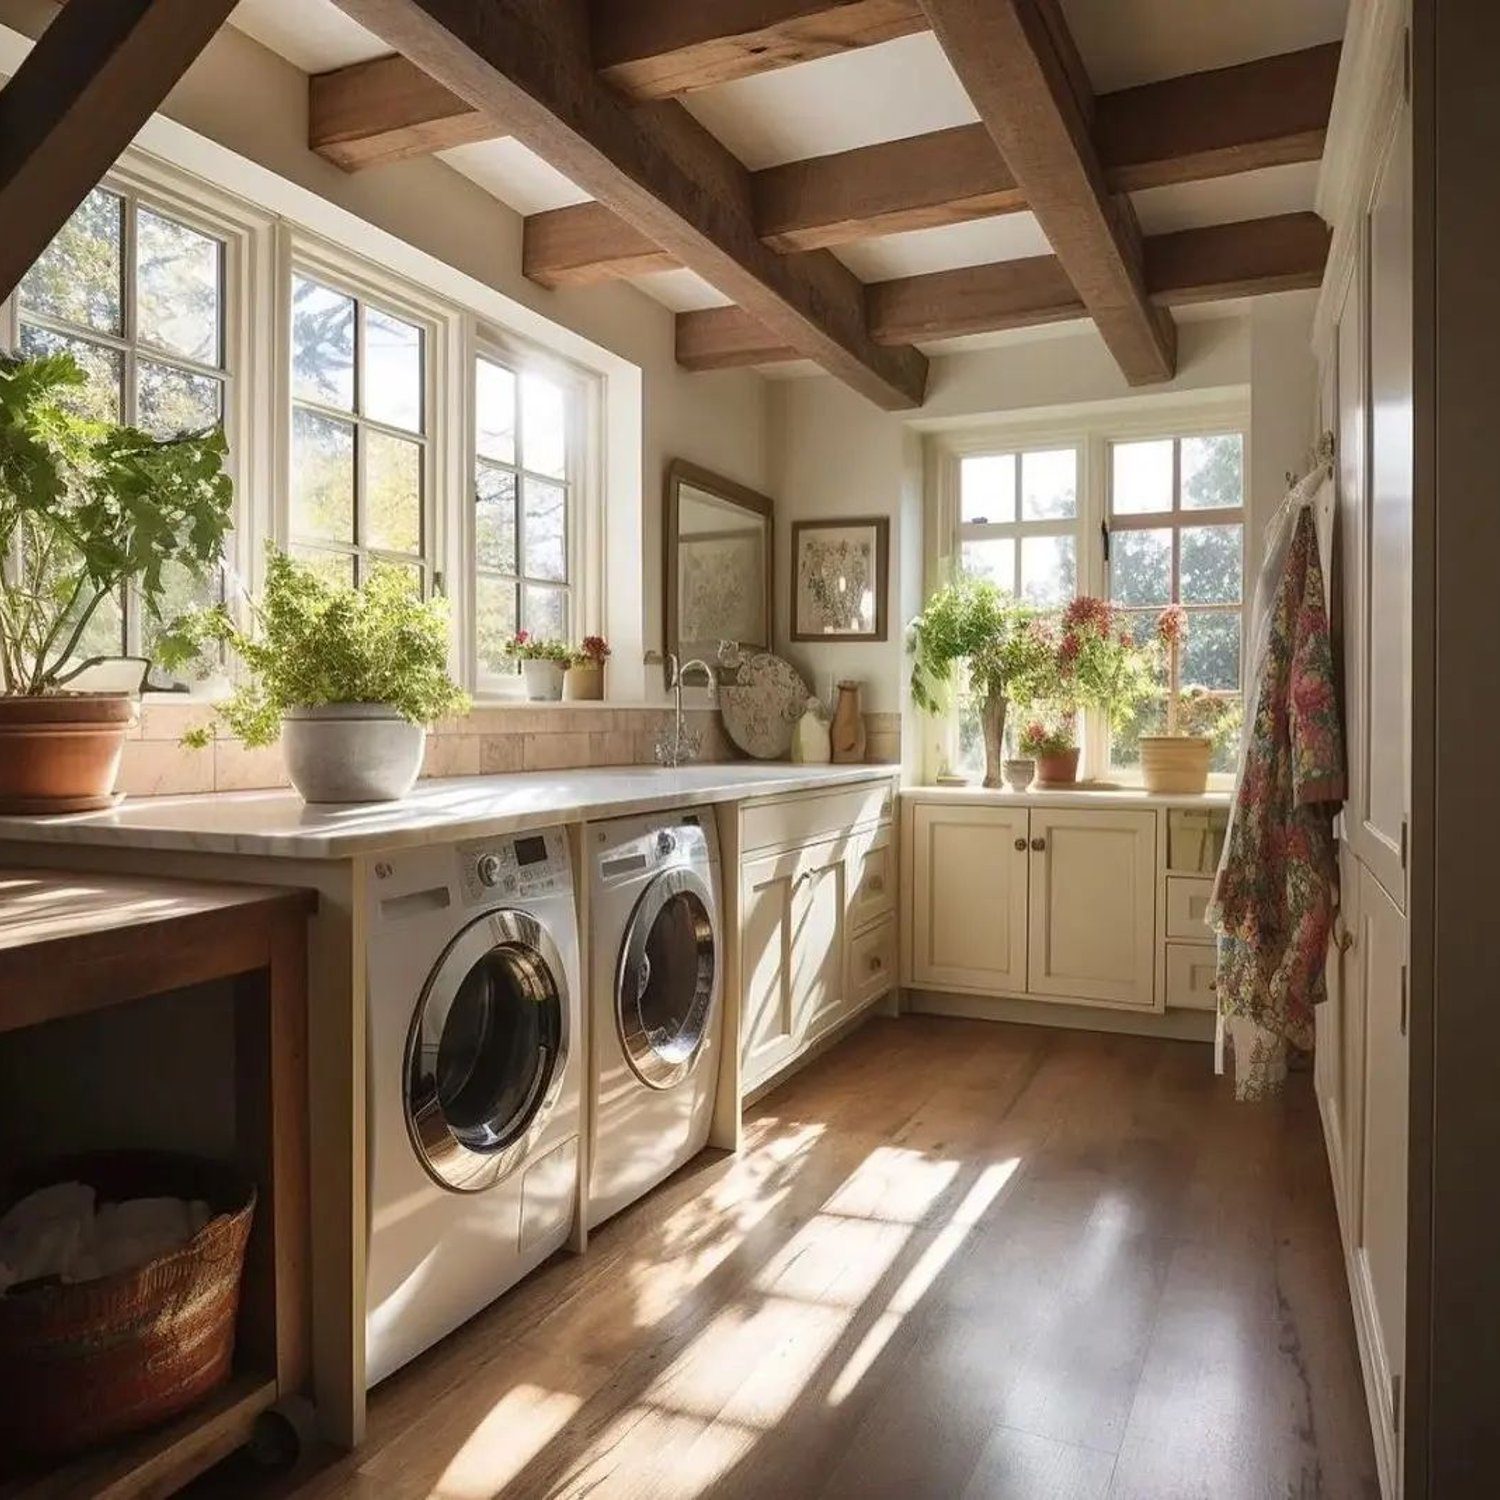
[253, 1017, 1378, 1500]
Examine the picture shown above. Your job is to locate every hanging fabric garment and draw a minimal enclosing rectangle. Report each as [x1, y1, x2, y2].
[1207, 481, 1345, 1101]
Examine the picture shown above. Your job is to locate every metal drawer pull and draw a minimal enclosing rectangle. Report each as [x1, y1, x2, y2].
[868, 954, 884, 971]
[866, 874, 884, 892]
[1030, 837, 1046, 852]
[1014, 837, 1027, 852]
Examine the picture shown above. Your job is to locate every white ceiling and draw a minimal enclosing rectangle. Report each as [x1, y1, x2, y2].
[229, 0, 1348, 327]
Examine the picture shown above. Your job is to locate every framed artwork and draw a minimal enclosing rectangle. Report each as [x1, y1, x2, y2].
[791, 517, 889, 641]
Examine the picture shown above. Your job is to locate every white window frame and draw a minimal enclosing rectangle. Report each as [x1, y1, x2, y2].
[925, 392, 1251, 785]
[465, 320, 601, 699]
[0, 153, 275, 677]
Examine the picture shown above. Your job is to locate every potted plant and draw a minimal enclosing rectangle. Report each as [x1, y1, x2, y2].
[1019, 715, 1081, 788]
[564, 635, 610, 701]
[170, 549, 467, 803]
[0, 354, 232, 812]
[1049, 596, 1156, 782]
[1139, 606, 1221, 794]
[907, 577, 1049, 788]
[504, 631, 570, 701]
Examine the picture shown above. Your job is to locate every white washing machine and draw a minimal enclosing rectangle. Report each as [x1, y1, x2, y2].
[587, 809, 722, 1229]
[364, 828, 581, 1386]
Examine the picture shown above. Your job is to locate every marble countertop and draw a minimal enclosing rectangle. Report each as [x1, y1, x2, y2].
[0, 763, 900, 861]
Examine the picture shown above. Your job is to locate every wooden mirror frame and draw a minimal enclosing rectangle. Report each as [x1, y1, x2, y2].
[663, 459, 774, 672]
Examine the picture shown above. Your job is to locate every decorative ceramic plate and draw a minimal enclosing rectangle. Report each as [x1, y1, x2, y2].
[718, 650, 810, 760]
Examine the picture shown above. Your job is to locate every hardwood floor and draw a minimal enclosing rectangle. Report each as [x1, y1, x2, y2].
[254, 1017, 1378, 1499]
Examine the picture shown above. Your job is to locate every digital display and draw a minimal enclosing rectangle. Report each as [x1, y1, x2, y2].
[514, 835, 549, 867]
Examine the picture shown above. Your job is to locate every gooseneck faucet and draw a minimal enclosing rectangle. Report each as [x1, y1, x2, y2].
[654, 652, 715, 767]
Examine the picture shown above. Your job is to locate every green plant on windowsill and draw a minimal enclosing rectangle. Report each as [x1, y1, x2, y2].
[164, 547, 468, 764]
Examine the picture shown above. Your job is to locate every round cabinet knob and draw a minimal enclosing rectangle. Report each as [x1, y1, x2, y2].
[1013, 837, 1027, 852]
[476, 853, 503, 888]
[1030, 837, 1046, 852]
[656, 829, 677, 858]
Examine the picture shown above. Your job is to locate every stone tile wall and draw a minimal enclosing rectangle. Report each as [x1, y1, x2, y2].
[116, 703, 902, 797]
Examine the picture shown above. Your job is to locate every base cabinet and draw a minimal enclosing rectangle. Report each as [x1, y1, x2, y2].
[909, 800, 1157, 1011]
[740, 848, 803, 1090]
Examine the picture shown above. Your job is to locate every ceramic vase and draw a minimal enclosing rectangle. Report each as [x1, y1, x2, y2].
[1002, 756, 1035, 792]
[521, 659, 565, 701]
[830, 680, 867, 763]
[978, 693, 1007, 788]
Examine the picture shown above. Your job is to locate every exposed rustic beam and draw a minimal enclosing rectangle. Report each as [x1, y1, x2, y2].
[523, 44, 1339, 281]
[593, 0, 927, 100]
[523, 201, 674, 287]
[310, 52, 491, 170]
[918, 0, 1176, 384]
[328, 0, 927, 409]
[0, 0, 237, 304]
[676, 213, 1330, 369]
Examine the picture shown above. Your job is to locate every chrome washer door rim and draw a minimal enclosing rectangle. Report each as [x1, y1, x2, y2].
[405, 909, 571, 1193]
[615, 866, 717, 1091]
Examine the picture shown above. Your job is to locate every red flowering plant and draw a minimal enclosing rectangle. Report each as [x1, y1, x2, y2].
[570, 634, 611, 667]
[1018, 716, 1076, 756]
[1045, 595, 1158, 732]
[502, 628, 570, 663]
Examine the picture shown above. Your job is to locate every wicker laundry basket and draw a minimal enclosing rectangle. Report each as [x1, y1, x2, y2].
[0, 1151, 256, 1460]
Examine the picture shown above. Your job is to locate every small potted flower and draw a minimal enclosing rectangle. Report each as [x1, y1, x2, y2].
[504, 630, 571, 700]
[564, 635, 610, 701]
[1139, 605, 1219, 793]
[1019, 714, 1080, 788]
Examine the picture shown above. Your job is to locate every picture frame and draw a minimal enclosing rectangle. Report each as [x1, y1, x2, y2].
[791, 516, 890, 642]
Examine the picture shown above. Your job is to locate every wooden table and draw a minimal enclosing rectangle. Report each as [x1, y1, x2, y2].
[0, 868, 315, 1499]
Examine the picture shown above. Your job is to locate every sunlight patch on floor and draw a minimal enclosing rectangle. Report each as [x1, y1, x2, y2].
[432, 1383, 583, 1499]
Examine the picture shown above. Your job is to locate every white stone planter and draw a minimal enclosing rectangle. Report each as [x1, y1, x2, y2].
[281, 703, 425, 803]
[521, 659, 565, 701]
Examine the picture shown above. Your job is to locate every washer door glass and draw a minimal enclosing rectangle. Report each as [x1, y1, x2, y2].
[617, 868, 716, 1090]
[407, 910, 568, 1192]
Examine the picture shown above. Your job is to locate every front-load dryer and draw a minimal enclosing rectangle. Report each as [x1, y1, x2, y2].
[587, 809, 721, 1229]
[364, 828, 581, 1386]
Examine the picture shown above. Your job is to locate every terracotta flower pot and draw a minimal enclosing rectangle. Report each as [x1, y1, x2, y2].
[1034, 746, 1081, 787]
[564, 662, 605, 701]
[0, 694, 136, 814]
[1139, 735, 1212, 794]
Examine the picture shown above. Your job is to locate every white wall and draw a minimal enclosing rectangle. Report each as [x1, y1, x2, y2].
[0, 1, 771, 699]
[767, 296, 1319, 728]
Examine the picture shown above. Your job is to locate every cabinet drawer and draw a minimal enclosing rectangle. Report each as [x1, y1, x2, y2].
[848, 825, 894, 931]
[1165, 876, 1215, 940]
[847, 917, 896, 1011]
[1164, 943, 1218, 1011]
[741, 779, 893, 856]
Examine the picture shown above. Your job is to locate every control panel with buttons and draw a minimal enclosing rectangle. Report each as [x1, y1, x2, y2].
[457, 829, 569, 905]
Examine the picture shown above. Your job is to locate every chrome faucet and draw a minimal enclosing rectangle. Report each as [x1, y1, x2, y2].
[654, 652, 714, 767]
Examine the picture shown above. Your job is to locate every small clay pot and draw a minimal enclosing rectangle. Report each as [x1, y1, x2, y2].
[0, 694, 136, 814]
[1034, 746, 1081, 787]
[564, 662, 605, 701]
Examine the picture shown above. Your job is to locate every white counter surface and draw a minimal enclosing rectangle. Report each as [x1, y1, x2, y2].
[0, 763, 900, 861]
[903, 782, 1231, 812]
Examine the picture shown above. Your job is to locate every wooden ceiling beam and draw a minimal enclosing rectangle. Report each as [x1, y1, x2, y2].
[0, 0, 238, 304]
[523, 44, 1339, 282]
[327, 0, 927, 409]
[676, 212, 1330, 369]
[917, 0, 1176, 384]
[592, 0, 927, 101]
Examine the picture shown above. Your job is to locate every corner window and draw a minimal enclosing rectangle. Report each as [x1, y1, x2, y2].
[1106, 434, 1245, 773]
[16, 184, 229, 665]
[472, 352, 574, 687]
[288, 273, 429, 591]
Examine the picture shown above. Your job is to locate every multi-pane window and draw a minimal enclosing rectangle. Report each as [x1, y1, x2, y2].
[17, 184, 228, 664]
[289, 273, 428, 590]
[473, 353, 572, 684]
[1107, 433, 1245, 772]
[958, 446, 1079, 606]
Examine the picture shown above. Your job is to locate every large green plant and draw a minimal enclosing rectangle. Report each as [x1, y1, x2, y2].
[170, 549, 469, 748]
[906, 576, 1049, 712]
[0, 353, 232, 695]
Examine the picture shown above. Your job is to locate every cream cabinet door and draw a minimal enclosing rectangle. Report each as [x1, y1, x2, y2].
[739, 847, 803, 1091]
[1356, 856, 1408, 1445]
[794, 839, 848, 1045]
[1357, 105, 1412, 909]
[1026, 807, 1156, 1008]
[909, 802, 1029, 994]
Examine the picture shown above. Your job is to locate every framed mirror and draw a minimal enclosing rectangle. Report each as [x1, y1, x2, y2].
[664, 459, 773, 668]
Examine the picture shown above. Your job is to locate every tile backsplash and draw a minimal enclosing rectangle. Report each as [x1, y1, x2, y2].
[118, 702, 902, 798]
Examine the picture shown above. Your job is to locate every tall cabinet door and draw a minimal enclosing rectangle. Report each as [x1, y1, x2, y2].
[1027, 808, 1156, 1009]
[794, 839, 848, 1045]
[739, 847, 803, 1091]
[1356, 857, 1408, 1461]
[1357, 104, 1413, 908]
[909, 803, 1028, 994]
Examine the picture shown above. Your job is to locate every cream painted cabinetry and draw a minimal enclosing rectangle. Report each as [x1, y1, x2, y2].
[726, 779, 897, 1098]
[908, 799, 1157, 1012]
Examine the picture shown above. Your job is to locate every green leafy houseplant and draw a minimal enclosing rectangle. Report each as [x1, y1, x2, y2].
[907, 577, 1051, 787]
[502, 631, 571, 663]
[0, 353, 232, 695]
[170, 549, 468, 751]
